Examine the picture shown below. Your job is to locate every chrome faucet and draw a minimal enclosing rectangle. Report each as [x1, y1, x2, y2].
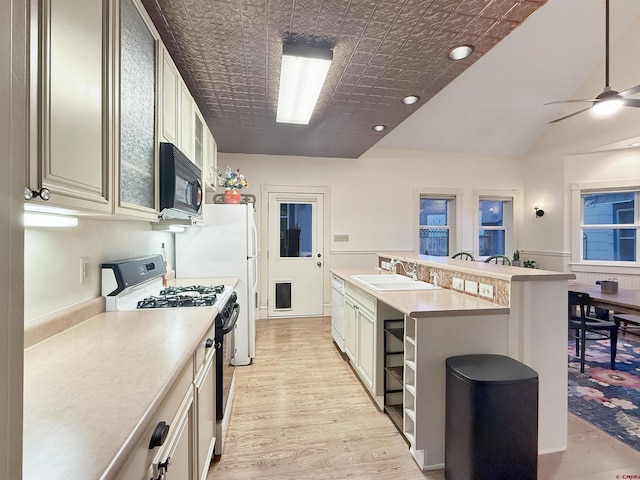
[429, 271, 439, 287]
[389, 259, 418, 280]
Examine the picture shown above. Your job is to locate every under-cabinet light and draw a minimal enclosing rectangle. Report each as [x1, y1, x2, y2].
[24, 212, 78, 228]
[276, 44, 333, 125]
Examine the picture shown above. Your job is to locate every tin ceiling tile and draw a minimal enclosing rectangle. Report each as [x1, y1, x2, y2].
[140, 0, 547, 158]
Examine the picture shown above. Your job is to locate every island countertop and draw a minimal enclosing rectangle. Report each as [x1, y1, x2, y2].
[332, 268, 509, 318]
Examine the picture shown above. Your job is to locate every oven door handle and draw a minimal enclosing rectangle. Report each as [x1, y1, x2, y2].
[221, 303, 240, 336]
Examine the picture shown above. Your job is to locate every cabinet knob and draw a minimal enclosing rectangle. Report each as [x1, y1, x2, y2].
[205, 338, 214, 348]
[148, 421, 170, 449]
[24, 187, 51, 201]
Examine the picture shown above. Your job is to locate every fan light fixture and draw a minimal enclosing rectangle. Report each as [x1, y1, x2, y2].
[592, 98, 623, 116]
[276, 44, 333, 125]
[448, 45, 473, 61]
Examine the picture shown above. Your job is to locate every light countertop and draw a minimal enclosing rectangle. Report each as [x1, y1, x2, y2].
[23, 277, 238, 480]
[332, 268, 509, 318]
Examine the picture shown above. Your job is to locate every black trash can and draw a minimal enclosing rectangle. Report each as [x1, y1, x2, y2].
[445, 354, 538, 480]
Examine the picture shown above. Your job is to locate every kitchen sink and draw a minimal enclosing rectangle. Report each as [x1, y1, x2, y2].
[351, 274, 440, 291]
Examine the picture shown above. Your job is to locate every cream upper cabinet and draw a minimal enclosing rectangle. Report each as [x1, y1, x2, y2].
[204, 130, 218, 192]
[27, 0, 112, 214]
[160, 47, 179, 144]
[113, 0, 159, 219]
[178, 82, 194, 159]
[193, 107, 205, 171]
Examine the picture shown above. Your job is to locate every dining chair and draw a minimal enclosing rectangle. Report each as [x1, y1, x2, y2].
[484, 255, 511, 265]
[451, 252, 475, 261]
[568, 291, 618, 373]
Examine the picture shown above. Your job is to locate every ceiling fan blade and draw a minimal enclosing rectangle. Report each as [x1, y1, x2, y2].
[547, 106, 593, 124]
[545, 99, 597, 106]
[620, 84, 640, 97]
[623, 98, 640, 107]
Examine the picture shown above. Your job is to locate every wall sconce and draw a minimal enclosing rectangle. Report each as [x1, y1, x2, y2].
[534, 204, 545, 218]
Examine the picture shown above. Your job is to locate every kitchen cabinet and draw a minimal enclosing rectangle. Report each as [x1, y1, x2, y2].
[27, 0, 112, 214]
[344, 295, 357, 362]
[194, 325, 217, 480]
[343, 281, 409, 409]
[114, 0, 159, 219]
[116, 358, 195, 480]
[203, 129, 218, 192]
[160, 47, 179, 145]
[179, 82, 194, 159]
[194, 108, 205, 172]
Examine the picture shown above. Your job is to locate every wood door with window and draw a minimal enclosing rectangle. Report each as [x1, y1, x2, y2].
[267, 193, 323, 317]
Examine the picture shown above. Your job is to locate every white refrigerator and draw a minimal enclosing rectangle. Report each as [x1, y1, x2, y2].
[175, 203, 257, 366]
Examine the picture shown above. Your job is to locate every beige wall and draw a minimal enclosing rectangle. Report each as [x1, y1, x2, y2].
[24, 221, 174, 322]
[219, 147, 524, 256]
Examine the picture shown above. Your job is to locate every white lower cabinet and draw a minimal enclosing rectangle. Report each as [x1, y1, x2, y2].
[344, 296, 357, 362]
[150, 388, 193, 480]
[194, 349, 216, 480]
[116, 326, 218, 480]
[343, 281, 408, 410]
[356, 306, 376, 390]
[116, 359, 194, 480]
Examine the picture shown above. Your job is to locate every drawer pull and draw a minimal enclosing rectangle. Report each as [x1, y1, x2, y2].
[148, 421, 169, 449]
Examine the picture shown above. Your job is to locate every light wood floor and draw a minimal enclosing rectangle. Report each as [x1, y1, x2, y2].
[208, 316, 640, 479]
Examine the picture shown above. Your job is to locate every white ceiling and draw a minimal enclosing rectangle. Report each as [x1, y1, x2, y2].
[375, 0, 640, 158]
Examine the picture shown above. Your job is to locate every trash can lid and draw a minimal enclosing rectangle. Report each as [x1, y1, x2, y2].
[446, 354, 538, 384]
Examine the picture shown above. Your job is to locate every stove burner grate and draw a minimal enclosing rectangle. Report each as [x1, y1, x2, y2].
[159, 285, 224, 296]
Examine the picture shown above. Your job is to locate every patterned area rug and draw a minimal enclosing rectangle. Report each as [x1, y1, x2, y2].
[568, 337, 640, 451]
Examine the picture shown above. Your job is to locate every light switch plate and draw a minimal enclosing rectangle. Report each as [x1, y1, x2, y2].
[465, 280, 478, 295]
[334, 234, 349, 242]
[479, 283, 494, 299]
[452, 277, 464, 290]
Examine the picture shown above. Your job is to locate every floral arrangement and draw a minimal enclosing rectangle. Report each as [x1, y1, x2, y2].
[523, 260, 538, 269]
[215, 166, 249, 189]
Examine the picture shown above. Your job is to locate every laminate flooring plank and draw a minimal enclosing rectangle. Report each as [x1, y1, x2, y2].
[208, 316, 640, 479]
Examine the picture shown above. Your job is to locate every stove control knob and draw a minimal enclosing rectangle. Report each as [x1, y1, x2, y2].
[205, 338, 214, 348]
[148, 421, 169, 449]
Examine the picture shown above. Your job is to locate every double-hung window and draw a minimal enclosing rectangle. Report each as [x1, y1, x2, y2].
[418, 196, 456, 256]
[581, 191, 638, 262]
[478, 198, 513, 257]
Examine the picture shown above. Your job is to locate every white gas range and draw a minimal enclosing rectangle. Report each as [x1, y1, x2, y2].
[101, 255, 239, 456]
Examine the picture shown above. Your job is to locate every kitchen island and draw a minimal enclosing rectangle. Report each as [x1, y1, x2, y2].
[23, 277, 237, 480]
[332, 255, 573, 471]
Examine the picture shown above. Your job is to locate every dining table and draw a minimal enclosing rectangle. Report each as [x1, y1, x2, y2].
[568, 282, 640, 315]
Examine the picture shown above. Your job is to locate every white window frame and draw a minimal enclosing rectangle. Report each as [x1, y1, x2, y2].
[474, 189, 518, 260]
[571, 180, 640, 271]
[413, 187, 462, 256]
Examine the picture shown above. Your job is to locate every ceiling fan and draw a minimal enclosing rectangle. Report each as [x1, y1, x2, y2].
[546, 0, 640, 124]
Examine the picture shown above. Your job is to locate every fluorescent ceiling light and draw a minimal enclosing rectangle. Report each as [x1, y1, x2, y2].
[276, 44, 333, 125]
[24, 212, 78, 228]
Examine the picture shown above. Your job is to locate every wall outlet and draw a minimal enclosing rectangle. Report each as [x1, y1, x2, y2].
[479, 283, 494, 299]
[465, 280, 478, 295]
[452, 277, 464, 290]
[80, 257, 90, 284]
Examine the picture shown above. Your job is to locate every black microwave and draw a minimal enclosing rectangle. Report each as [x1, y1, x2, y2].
[159, 142, 203, 220]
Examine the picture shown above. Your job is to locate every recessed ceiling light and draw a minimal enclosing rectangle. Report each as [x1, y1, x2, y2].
[448, 45, 474, 61]
[372, 125, 387, 132]
[401, 95, 420, 105]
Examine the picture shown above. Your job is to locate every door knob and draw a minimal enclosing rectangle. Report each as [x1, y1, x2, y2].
[317, 253, 322, 258]
[317, 262, 322, 267]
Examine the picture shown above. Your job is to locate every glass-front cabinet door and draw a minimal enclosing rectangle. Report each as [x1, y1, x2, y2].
[115, 0, 159, 218]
